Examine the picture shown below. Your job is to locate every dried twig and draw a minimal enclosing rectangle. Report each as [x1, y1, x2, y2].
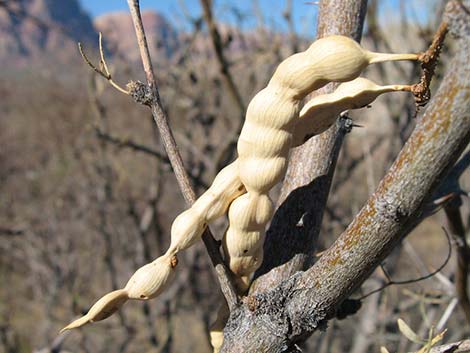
[359, 228, 453, 300]
[126, 0, 238, 309]
[412, 21, 449, 110]
[444, 200, 470, 326]
[94, 126, 209, 189]
[78, 33, 129, 95]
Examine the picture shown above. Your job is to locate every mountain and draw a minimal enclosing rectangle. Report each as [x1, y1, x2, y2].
[94, 10, 179, 63]
[0, 0, 98, 66]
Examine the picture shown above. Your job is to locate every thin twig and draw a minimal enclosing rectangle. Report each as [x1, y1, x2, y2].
[78, 34, 129, 95]
[199, 0, 245, 113]
[126, 0, 238, 309]
[412, 21, 449, 110]
[359, 227, 453, 300]
[94, 126, 209, 189]
[444, 199, 470, 326]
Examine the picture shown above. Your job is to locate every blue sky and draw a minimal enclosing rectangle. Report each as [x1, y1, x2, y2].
[80, 0, 319, 35]
[80, 0, 431, 35]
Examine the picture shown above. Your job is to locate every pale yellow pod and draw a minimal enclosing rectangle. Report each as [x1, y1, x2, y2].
[242, 87, 301, 129]
[237, 121, 293, 158]
[125, 254, 177, 300]
[238, 156, 288, 194]
[223, 193, 272, 276]
[167, 162, 245, 255]
[224, 228, 265, 258]
[292, 77, 412, 146]
[60, 289, 129, 332]
[270, 35, 418, 98]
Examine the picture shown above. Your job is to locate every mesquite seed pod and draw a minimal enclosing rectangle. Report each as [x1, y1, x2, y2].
[62, 35, 421, 331]
[292, 77, 412, 146]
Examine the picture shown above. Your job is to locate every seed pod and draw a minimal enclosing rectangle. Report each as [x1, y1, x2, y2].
[62, 35, 421, 330]
[60, 289, 129, 332]
[60, 255, 177, 332]
[292, 77, 412, 146]
[271, 35, 419, 97]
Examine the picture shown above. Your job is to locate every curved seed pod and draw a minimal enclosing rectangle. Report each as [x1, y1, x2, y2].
[292, 77, 412, 146]
[63, 35, 421, 331]
[60, 289, 129, 332]
[224, 37, 419, 289]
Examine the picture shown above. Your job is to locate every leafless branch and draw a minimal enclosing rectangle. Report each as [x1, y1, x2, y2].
[78, 34, 129, 95]
[126, 0, 238, 309]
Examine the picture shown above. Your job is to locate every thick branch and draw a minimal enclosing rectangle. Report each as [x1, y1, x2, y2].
[221, 2, 470, 351]
[252, 0, 369, 294]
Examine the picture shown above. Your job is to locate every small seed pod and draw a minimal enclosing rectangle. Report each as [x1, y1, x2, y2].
[292, 77, 412, 146]
[60, 289, 129, 332]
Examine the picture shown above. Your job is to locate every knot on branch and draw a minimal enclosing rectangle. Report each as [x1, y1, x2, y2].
[376, 197, 408, 223]
[127, 80, 154, 106]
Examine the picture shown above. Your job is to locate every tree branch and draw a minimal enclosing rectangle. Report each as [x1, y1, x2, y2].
[126, 0, 238, 310]
[221, 1, 470, 351]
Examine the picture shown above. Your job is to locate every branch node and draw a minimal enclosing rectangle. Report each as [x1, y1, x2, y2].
[127, 80, 154, 106]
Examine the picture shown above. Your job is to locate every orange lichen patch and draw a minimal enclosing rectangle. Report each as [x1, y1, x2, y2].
[428, 86, 458, 140]
[341, 202, 377, 249]
[327, 254, 344, 267]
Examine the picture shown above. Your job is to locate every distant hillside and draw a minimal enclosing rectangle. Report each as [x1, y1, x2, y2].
[0, 0, 97, 66]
